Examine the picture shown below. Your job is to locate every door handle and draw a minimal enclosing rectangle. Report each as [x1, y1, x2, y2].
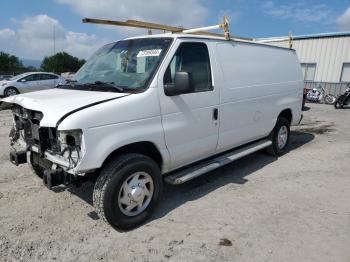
[213, 108, 218, 121]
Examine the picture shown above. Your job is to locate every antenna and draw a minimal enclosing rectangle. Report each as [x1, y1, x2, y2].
[53, 23, 56, 55]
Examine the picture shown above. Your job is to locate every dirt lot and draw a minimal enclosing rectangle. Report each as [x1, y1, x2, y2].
[0, 103, 349, 262]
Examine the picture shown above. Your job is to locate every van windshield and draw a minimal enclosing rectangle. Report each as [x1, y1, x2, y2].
[72, 38, 172, 92]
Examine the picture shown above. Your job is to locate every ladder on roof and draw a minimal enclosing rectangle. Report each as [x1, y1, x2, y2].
[82, 16, 254, 41]
[82, 16, 294, 48]
[255, 32, 294, 48]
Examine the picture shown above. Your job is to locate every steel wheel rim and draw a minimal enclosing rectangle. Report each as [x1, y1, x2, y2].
[118, 171, 154, 217]
[277, 126, 288, 149]
[6, 89, 18, 96]
[325, 95, 336, 104]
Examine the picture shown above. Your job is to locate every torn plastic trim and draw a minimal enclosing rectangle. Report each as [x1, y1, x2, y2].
[55, 94, 130, 127]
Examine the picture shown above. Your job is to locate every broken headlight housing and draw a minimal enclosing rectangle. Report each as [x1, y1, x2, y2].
[58, 129, 85, 168]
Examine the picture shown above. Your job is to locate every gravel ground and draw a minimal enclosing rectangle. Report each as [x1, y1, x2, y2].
[0, 103, 349, 262]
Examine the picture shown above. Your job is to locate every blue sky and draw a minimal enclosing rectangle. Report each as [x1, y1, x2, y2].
[0, 0, 350, 60]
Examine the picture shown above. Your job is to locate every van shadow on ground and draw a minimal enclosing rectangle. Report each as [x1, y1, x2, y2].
[152, 130, 314, 221]
[65, 130, 315, 223]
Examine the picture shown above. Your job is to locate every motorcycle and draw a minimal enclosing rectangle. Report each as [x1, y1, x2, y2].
[306, 85, 336, 104]
[334, 83, 350, 109]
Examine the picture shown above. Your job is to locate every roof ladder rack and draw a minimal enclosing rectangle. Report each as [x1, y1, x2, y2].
[82, 16, 253, 41]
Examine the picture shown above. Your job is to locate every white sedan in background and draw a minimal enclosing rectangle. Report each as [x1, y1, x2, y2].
[0, 72, 66, 97]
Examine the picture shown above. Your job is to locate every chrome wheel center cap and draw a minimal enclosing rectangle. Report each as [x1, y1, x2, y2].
[130, 187, 145, 202]
[277, 126, 288, 149]
[118, 172, 154, 217]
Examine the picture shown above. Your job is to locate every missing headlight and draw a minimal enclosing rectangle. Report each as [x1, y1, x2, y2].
[65, 135, 76, 146]
[58, 130, 84, 169]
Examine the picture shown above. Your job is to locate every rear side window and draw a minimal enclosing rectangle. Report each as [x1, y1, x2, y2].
[164, 42, 212, 92]
[41, 74, 58, 80]
[22, 74, 40, 81]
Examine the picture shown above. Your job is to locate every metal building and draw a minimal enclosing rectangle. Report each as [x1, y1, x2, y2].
[258, 32, 350, 95]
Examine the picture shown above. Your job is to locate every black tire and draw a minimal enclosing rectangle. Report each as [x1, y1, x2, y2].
[324, 95, 336, 105]
[4, 87, 19, 97]
[334, 95, 345, 109]
[30, 164, 44, 178]
[266, 117, 290, 157]
[93, 153, 162, 231]
[302, 95, 306, 110]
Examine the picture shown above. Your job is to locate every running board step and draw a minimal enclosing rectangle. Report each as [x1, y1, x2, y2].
[164, 139, 272, 185]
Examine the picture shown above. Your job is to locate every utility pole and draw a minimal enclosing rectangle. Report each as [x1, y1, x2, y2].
[53, 24, 56, 55]
[53, 24, 56, 74]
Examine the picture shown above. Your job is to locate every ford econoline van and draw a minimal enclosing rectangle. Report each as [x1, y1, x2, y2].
[1, 34, 303, 230]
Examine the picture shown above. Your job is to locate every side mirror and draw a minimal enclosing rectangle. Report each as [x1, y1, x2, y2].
[19, 79, 26, 82]
[164, 71, 193, 96]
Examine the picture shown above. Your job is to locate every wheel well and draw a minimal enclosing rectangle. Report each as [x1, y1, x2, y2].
[4, 86, 19, 94]
[278, 109, 292, 124]
[102, 142, 163, 169]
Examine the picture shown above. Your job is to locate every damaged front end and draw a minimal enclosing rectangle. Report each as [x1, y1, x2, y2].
[9, 105, 85, 188]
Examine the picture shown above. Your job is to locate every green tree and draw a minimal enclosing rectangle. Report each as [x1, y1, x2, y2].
[41, 52, 86, 74]
[0, 51, 25, 74]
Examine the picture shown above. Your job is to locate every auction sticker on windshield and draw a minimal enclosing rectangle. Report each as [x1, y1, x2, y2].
[137, 49, 162, 57]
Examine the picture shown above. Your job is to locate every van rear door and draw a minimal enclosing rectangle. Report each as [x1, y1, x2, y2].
[158, 41, 220, 170]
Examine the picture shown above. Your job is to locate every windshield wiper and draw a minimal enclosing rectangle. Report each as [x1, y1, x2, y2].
[57, 80, 126, 93]
[93, 81, 124, 92]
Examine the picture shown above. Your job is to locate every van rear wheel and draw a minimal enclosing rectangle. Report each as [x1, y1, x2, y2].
[93, 154, 162, 231]
[266, 117, 290, 157]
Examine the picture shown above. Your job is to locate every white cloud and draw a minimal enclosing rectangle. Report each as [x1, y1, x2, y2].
[337, 7, 350, 31]
[262, 1, 332, 23]
[0, 14, 110, 60]
[0, 28, 16, 38]
[56, 0, 209, 28]
[64, 31, 102, 58]
[18, 15, 65, 41]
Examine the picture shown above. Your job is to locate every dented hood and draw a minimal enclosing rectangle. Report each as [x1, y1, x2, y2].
[0, 88, 129, 127]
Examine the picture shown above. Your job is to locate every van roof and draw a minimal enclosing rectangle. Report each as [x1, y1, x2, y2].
[126, 33, 250, 42]
[125, 33, 295, 52]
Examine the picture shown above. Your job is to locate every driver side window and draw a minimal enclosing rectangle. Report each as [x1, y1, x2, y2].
[163, 42, 212, 92]
[22, 74, 40, 82]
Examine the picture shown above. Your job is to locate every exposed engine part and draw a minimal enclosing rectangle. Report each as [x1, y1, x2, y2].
[43, 168, 75, 189]
[9, 105, 84, 172]
[11, 106, 45, 149]
[9, 127, 20, 146]
[41, 167, 96, 190]
[9, 150, 27, 166]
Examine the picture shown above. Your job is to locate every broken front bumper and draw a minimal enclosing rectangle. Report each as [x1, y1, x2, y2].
[30, 145, 72, 169]
[10, 145, 80, 175]
[9, 146, 82, 189]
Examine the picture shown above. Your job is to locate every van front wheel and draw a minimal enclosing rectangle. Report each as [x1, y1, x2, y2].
[266, 117, 290, 157]
[93, 154, 162, 231]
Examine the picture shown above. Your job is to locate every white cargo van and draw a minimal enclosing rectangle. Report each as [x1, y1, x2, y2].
[0, 34, 303, 230]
